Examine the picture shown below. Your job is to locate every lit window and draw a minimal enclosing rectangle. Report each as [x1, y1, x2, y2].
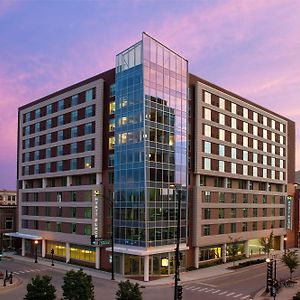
[231, 102, 236, 114]
[219, 144, 225, 156]
[263, 129, 267, 139]
[243, 150, 248, 161]
[280, 123, 284, 132]
[219, 129, 225, 141]
[271, 132, 275, 142]
[243, 165, 248, 175]
[84, 156, 92, 168]
[109, 137, 115, 149]
[253, 112, 258, 122]
[219, 161, 225, 172]
[263, 168, 267, 178]
[263, 142, 267, 152]
[231, 118, 237, 129]
[219, 113, 225, 125]
[280, 135, 284, 144]
[271, 170, 275, 179]
[271, 119, 275, 129]
[271, 144, 275, 154]
[231, 163, 236, 174]
[243, 107, 248, 118]
[231, 148, 237, 159]
[243, 136, 248, 147]
[263, 116, 268, 126]
[280, 147, 284, 156]
[279, 172, 284, 180]
[271, 157, 275, 167]
[231, 132, 237, 144]
[204, 141, 211, 154]
[204, 108, 211, 120]
[263, 155, 267, 165]
[109, 119, 115, 132]
[204, 91, 211, 104]
[253, 139, 258, 149]
[243, 122, 248, 133]
[219, 98, 225, 109]
[204, 158, 211, 170]
[204, 125, 211, 137]
[253, 126, 258, 136]
[253, 153, 257, 163]
[279, 159, 284, 168]
[109, 101, 115, 114]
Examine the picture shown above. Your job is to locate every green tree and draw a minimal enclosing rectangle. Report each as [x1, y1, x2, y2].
[227, 236, 242, 266]
[260, 231, 274, 255]
[282, 249, 299, 280]
[62, 269, 94, 300]
[116, 280, 142, 300]
[24, 275, 56, 300]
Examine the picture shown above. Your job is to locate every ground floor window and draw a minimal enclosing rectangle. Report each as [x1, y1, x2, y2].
[199, 246, 221, 262]
[46, 241, 66, 257]
[70, 244, 95, 263]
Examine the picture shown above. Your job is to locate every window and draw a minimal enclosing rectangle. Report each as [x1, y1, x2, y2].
[204, 91, 211, 104]
[243, 208, 248, 217]
[84, 225, 92, 235]
[57, 130, 64, 141]
[226, 178, 232, 188]
[230, 208, 236, 218]
[72, 95, 78, 106]
[253, 222, 257, 231]
[46, 119, 52, 129]
[218, 224, 224, 234]
[243, 165, 248, 176]
[204, 124, 211, 137]
[109, 137, 115, 149]
[242, 222, 248, 232]
[71, 143, 77, 154]
[110, 84, 116, 97]
[271, 119, 275, 129]
[263, 129, 267, 139]
[58, 115, 64, 126]
[71, 158, 77, 170]
[72, 223, 77, 233]
[253, 125, 258, 136]
[231, 163, 236, 174]
[204, 208, 210, 219]
[219, 129, 225, 141]
[204, 141, 211, 154]
[253, 112, 258, 122]
[71, 111, 78, 122]
[25, 113, 30, 123]
[85, 89, 94, 101]
[231, 193, 236, 203]
[253, 208, 258, 217]
[58, 100, 64, 111]
[219, 98, 225, 109]
[219, 161, 225, 172]
[231, 102, 236, 114]
[34, 150, 40, 160]
[204, 191, 211, 202]
[109, 119, 115, 132]
[219, 113, 225, 125]
[85, 106, 93, 118]
[84, 156, 92, 168]
[109, 101, 115, 114]
[253, 194, 258, 203]
[219, 208, 224, 219]
[35, 108, 41, 119]
[243, 194, 248, 203]
[85, 139, 93, 151]
[71, 127, 77, 138]
[253, 153, 258, 163]
[231, 118, 237, 129]
[243, 151, 248, 161]
[108, 154, 114, 167]
[45, 162, 51, 173]
[231, 132, 236, 144]
[35, 122, 40, 133]
[56, 222, 62, 232]
[57, 145, 63, 156]
[85, 123, 93, 135]
[219, 144, 225, 156]
[24, 152, 30, 162]
[5, 217, 13, 230]
[243, 107, 248, 118]
[231, 148, 237, 159]
[231, 223, 236, 233]
[263, 208, 267, 217]
[204, 108, 211, 120]
[253, 139, 258, 149]
[71, 191, 77, 202]
[84, 208, 92, 219]
[203, 225, 210, 236]
[243, 122, 248, 133]
[218, 192, 225, 203]
[57, 161, 63, 172]
[204, 158, 211, 170]
[46, 104, 52, 115]
[34, 164, 39, 174]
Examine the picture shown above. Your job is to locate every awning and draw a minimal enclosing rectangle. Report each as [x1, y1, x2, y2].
[4, 232, 43, 240]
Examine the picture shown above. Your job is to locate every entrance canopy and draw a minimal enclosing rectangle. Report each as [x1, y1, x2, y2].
[5, 232, 43, 240]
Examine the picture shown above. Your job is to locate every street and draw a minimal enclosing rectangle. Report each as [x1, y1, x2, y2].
[0, 255, 298, 300]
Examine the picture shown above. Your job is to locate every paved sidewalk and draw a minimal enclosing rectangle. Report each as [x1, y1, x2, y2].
[0, 275, 22, 293]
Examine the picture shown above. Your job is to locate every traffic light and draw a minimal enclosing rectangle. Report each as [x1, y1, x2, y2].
[177, 285, 183, 300]
[179, 252, 183, 261]
[267, 260, 273, 279]
[90, 234, 96, 245]
[50, 248, 54, 255]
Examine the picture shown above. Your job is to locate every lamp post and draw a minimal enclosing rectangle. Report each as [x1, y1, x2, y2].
[34, 240, 38, 263]
[170, 184, 182, 300]
[284, 236, 287, 255]
[265, 257, 271, 293]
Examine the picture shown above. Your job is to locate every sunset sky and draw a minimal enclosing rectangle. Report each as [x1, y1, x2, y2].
[0, 0, 299, 189]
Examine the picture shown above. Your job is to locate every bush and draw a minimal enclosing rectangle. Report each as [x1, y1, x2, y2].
[24, 275, 56, 300]
[116, 280, 142, 300]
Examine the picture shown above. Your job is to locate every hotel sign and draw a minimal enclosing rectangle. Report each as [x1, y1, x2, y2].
[94, 190, 100, 238]
[286, 195, 293, 230]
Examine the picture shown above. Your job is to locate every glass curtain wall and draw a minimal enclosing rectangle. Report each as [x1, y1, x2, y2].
[114, 33, 188, 249]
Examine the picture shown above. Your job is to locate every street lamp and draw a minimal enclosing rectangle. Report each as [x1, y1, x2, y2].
[284, 236, 287, 255]
[170, 184, 182, 300]
[34, 240, 38, 263]
[265, 257, 271, 293]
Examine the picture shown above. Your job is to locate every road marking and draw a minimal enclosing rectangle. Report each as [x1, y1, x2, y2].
[198, 287, 209, 292]
[19, 271, 25, 274]
[25, 270, 31, 272]
[212, 289, 221, 294]
[226, 292, 235, 296]
[14, 272, 19, 275]
[204, 289, 214, 293]
[191, 286, 203, 291]
[184, 285, 196, 290]
[241, 295, 251, 299]
[197, 282, 216, 287]
[233, 293, 243, 298]
[218, 291, 228, 295]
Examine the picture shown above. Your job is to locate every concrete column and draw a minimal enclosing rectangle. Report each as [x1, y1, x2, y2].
[280, 235, 284, 252]
[96, 247, 100, 269]
[222, 243, 227, 263]
[66, 242, 70, 263]
[42, 178, 47, 188]
[21, 238, 25, 256]
[244, 240, 250, 258]
[67, 176, 71, 187]
[42, 239, 46, 258]
[194, 247, 199, 268]
[96, 173, 102, 185]
[144, 255, 150, 282]
[22, 180, 26, 190]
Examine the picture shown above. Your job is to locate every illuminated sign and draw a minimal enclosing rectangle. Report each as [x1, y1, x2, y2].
[161, 258, 169, 267]
[286, 195, 293, 229]
[94, 190, 99, 237]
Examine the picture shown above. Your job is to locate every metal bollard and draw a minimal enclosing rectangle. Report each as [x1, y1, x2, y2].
[10, 272, 13, 284]
[3, 278, 6, 287]
[5, 270, 8, 279]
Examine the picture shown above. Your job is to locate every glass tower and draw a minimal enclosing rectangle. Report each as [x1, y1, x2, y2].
[114, 33, 188, 252]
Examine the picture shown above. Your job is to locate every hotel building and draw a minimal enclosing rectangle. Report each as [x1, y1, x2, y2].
[14, 33, 295, 281]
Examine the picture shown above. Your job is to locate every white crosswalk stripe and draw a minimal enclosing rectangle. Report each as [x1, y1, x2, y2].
[204, 288, 215, 293]
[226, 292, 235, 296]
[218, 291, 228, 295]
[212, 289, 221, 294]
[241, 296, 251, 299]
[234, 293, 243, 298]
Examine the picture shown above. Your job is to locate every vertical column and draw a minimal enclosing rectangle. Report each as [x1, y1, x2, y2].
[244, 240, 250, 258]
[21, 238, 25, 256]
[42, 239, 46, 258]
[194, 247, 199, 268]
[96, 247, 100, 269]
[144, 255, 150, 282]
[66, 242, 70, 263]
[222, 243, 227, 263]
[67, 176, 71, 187]
[96, 173, 102, 185]
[22, 180, 26, 190]
[280, 235, 284, 252]
[42, 178, 47, 188]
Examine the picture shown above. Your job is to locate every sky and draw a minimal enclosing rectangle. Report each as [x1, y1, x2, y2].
[0, 0, 299, 190]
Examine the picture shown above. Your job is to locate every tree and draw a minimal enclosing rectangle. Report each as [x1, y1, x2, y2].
[282, 249, 299, 280]
[227, 236, 242, 266]
[260, 231, 274, 255]
[62, 269, 94, 300]
[116, 280, 142, 300]
[24, 275, 56, 300]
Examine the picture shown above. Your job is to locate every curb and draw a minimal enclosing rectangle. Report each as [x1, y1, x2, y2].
[0, 275, 23, 293]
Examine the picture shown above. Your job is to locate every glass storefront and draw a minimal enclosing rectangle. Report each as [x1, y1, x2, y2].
[46, 241, 66, 257]
[70, 244, 96, 263]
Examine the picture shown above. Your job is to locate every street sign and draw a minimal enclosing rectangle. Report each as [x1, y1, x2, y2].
[98, 239, 110, 246]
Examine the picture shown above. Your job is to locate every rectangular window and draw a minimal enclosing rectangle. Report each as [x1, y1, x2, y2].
[231, 193, 236, 203]
[218, 224, 224, 234]
[109, 119, 115, 132]
[109, 84, 116, 97]
[231, 148, 237, 159]
[204, 91, 211, 104]
[85, 123, 93, 135]
[219, 208, 224, 219]
[253, 112, 258, 122]
[253, 208, 257, 217]
[46, 104, 52, 115]
[231, 223, 236, 233]
[203, 225, 210, 236]
[109, 101, 115, 114]
[84, 156, 92, 168]
[58, 115, 64, 126]
[58, 100, 64, 111]
[35, 122, 40, 133]
[35, 108, 41, 119]
[204, 125, 211, 137]
[204, 141, 211, 154]
[109, 136, 115, 149]
[204, 191, 211, 202]
[231, 163, 236, 174]
[85, 106, 93, 118]
[56, 222, 62, 232]
[71, 143, 77, 154]
[231, 118, 237, 129]
[219, 144, 225, 156]
[45, 162, 51, 173]
[25, 112, 31, 123]
[231, 102, 236, 114]
[219, 98, 225, 109]
[5, 217, 13, 230]
[57, 130, 64, 141]
[84, 224, 92, 235]
[46, 119, 52, 129]
[218, 192, 225, 203]
[71, 111, 78, 122]
[253, 222, 257, 231]
[219, 113, 225, 125]
[71, 159, 77, 170]
[219, 161, 225, 172]
[231, 132, 236, 144]
[72, 223, 77, 233]
[57, 161, 63, 172]
[108, 154, 114, 167]
[57, 145, 63, 156]
[71, 127, 78, 138]
[219, 129, 225, 141]
[204, 208, 210, 219]
[84, 139, 93, 151]
[204, 158, 211, 170]
[242, 222, 248, 232]
[72, 95, 78, 106]
[243, 208, 248, 217]
[230, 208, 236, 218]
[243, 107, 248, 118]
[85, 89, 94, 101]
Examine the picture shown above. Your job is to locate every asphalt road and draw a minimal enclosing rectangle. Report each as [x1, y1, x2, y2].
[0, 256, 298, 300]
